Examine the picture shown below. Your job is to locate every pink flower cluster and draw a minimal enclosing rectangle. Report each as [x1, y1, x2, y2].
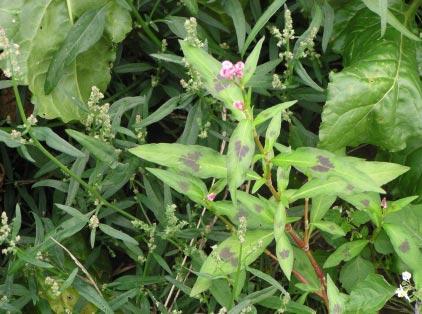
[219, 61, 244, 80]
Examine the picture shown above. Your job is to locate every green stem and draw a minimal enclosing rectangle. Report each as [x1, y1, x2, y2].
[66, 0, 74, 24]
[126, 0, 161, 47]
[405, 0, 422, 22]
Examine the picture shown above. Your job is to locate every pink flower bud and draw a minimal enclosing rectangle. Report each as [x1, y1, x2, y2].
[234, 61, 245, 78]
[381, 197, 387, 209]
[233, 100, 244, 111]
[220, 60, 235, 79]
[207, 193, 217, 201]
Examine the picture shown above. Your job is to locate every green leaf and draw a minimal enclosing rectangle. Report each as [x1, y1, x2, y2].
[147, 168, 207, 204]
[385, 196, 418, 215]
[129, 143, 226, 179]
[0, 1, 131, 122]
[0, 130, 22, 148]
[61, 268, 79, 292]
[339, 192, 382, 227]
[44, 6, 107, 94]
[179, 41, 244, 120]
[243, 37, 265, 85]
[17, 249, 53, 269]
[74, 279, 113, 314]
[346, 158, 409, 186]
[31, 127, 84, 158]
[246, 267, 288, 295]
[362, 0, 420, 41]
[264, 112, 282, 152]
[339, 256, 375, 293]
[319, 4, 422, 152]
[310, 195, 336, 223]
[134, 96, 181, 129]
[327, 274, 346, 314]
[345, 274, 395, 313]
[99, 224, 138, 245]
[241, 0, 286, 56]
[227, 120, 255, 201]
[294, 61, 323, 92]
[383, 223, 422, 272]
[312, 221, 345, 237]
[55, 204, 90, 223]
[322, 2, 334, 52]
[190, 230, 273, 296]
[181, 0, 198, 14]
[150, 53, 184, 65]
[11, 204, 22, 239]
[273, 147, 384, 193]
[224, 0, 246, 53]
[324, 240, 369, 268]
[66, 129, 119, 168]
[289, 177, 349, 202]
[211, 191, 273, 229]
[254, 101, 296, 126]
[274, 203, 293, 279]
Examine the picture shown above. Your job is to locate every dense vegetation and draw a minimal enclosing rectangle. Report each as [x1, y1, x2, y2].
[0, 0, 421, 313]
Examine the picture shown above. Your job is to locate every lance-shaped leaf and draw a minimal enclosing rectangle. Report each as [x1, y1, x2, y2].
[253, 101, 296, 126]
[147, 168, 207, 205]
[210, 192, 273, 229]
[31, 127, 85, 158]
[129, 143, 226, 179]
[327, 274, 346, 314]
[190, 230, 273, 296]
[312, 221, 345, 237]
[227, 120, 255, 201]
[242, 37, 265, 85]
[274, 203, 293, 279]
[324, 240, 369, 268]
[383, 223, 422, 272]
[310, 195, 336, 223]
[44, 6, 108, 94]
[179, 41, 244, 120]
[66, 129, 119, 168]
[289, 177, 349, 202]
[273, 147, 383, 193]
[319, 4, 422, 152]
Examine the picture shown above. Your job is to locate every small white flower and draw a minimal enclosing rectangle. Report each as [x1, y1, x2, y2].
[395, 285, 410, 301]
[402, 271, 411, 281]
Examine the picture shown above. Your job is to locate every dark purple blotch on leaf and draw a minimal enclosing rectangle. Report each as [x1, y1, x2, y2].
[399, 240, 410, 253]
[255, 204, 263, 213]
[178, 181, 189, 192]
[180, 152, 202, 172]
[235, 208, 248, 220]
[219, 247, 238, 267]
[311, 155, 334, 172]
[214, 75, 231, 92]
[279, 249, 290, 259]
[234, 141, 249, 161]
[346, 184, 354, 191]
[360, 199, 370, 207]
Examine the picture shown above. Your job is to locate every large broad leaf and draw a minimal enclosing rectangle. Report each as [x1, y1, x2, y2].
[0, 0, 132, 122]
[345, 274, 395, 313]
[319, 3, 422, 152]
[129, 143, 226, 179]
[339, 256, 375, 293]
[190, 230, 273, 296]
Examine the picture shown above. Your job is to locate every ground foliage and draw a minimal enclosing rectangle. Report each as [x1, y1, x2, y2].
[0, 0, 421, 313]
